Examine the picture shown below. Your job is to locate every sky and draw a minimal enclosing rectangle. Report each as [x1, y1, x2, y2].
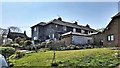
[0, 1, 119, 37]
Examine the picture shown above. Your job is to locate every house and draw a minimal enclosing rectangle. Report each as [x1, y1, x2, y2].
[31, 17, 96, 42]
[61, 31, 93, 45]
[93, 12, 120, 46]
[7, 29, 29, 41]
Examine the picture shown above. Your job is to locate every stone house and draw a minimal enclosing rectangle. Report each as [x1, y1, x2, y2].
[6, 29, 29, 42]
[31, 17, 95, 42]
[93, 12, 120, 46]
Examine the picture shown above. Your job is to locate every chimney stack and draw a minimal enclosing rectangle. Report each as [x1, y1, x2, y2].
[74, 21, 78, 25]
[24, 31, 26, 35]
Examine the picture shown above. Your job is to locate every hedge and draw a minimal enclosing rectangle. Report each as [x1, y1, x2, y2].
[0, 47, 15, 58]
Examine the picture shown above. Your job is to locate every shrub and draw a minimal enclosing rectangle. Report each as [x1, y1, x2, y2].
[46, 41, 53, 48]
[9, 51, 25, 59]
[24, 45, 33, 51]
[75, 46, 80, 49]
[34, 40, 40, 44]
[15, 51, 25, 59]
[69, 45, 76, 50]
[11, 43, 19, 48]
[2, 43, 12, 47]
[39, 48, 50, 52]
[41, 42, 46, 48]
[24, 40, 32, 46]
[15, 37, 26, 45]
[36, 44, 41, 49]
[0, 47, 15, 58]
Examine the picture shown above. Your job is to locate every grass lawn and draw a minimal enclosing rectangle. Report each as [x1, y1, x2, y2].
[9, 48, 120, 67]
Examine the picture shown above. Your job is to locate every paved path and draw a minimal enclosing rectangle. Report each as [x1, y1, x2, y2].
[18, 50, 33, 53]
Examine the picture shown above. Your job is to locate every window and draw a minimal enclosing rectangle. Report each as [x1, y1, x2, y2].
[56, 25, 58, 27]
[76, 29, 81, 33]
[64, 26, 67, 31]
[107, 34, 114, 41]
[111, 35, 114, 41]
[85, 30, 88, 34]
[108, 36, 111, 41]
[73, 28, 76, 32]
[81, 30, 85, 34]
[34, 37, 37, 40]
[49, 35, 51, 38]
[34, 27, 37, 32]
[52, 34, 54, 38]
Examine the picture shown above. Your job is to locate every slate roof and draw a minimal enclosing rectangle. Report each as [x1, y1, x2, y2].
[112, 12, 120, 18]
[61, 31, 93, 37]
[103, 12, 120, 32]
[31, 22, 46, 28]
[7, 30, 29, 40]
[31, 17, 95, 31]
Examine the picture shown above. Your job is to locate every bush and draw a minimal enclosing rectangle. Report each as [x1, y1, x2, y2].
[15, 37, 26, 45]
[2, 43, 12, 47]
[24, 45, 34, 51]
[39, 48, 50, 52]
[34, 40, 40, 44]
[35, 44, 41, 49]
[0, 47, 15, 58]
[11, 43, 19, 48]
[9, 51, 25, 59]
[69, 45, 76, 50]
[15, 51, 25, 59]
[46, 41, 53, 48]
[41, 42, 46, 48]
[24, 40, 32, 46]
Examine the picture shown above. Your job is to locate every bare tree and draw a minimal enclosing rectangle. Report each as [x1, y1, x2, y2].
[8, 26, 21, 32]
[0, 28, 8, 44]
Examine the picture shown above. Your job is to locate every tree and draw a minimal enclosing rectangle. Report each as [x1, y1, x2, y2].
[8, 26, 21, 32]
[96, 28, 105, 32]
[0, 28, 8, 44]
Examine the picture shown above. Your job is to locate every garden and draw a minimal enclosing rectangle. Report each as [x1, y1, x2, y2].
[8, 48, 120, 67]
[0, 37, 120, 67]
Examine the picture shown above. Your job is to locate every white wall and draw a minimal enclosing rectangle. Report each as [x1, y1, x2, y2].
[72, 35, 93, 45]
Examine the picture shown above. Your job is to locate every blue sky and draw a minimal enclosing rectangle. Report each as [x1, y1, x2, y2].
[0, 2, 119, 37]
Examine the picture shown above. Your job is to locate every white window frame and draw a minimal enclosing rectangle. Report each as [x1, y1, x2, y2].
[64, 26, 67, 31]
[107, 34, 114, 41]
[81, 30, 85, 33]
[49, 35, 51, 38]
[52, 34, 54, 38]
[34, 37, 37, 40]
[56, 25, 58, 27]
[73, 28, 76, 32]
[34, 27, 37, 32]
[111, 35, 114, 41]
[107, 36, 111, 41]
